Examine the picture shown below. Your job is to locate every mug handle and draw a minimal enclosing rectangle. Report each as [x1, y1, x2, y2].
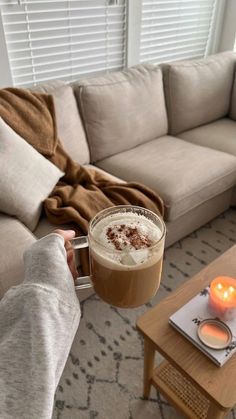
[70, 236, 92, 290]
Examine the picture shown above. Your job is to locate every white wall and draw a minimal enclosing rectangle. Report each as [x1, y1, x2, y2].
[0, 11, 12, 87]
[218, 0, 236, 52]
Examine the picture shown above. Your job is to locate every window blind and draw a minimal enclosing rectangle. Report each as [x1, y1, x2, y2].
[0, 0, 127, 87]
[140, 0, 216, 64]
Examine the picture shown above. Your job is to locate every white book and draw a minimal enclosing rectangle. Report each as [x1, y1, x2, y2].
[169, 287, 236, 367]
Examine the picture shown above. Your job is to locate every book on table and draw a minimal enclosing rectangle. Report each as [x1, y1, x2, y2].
[169, 287, 236, 367]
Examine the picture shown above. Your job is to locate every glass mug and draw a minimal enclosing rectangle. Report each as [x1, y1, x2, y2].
[71, 205, 166, 308]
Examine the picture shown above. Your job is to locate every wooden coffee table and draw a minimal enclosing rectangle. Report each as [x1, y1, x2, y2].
[137, 245, 236, 419]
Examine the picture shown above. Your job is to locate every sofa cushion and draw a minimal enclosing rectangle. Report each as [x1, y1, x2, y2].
[230, 66, 236, 121]
[33, 83, 90, 165]
[96, 136, 236, 221]
[0, 213, 35, 298]
[178, 118, 236, 156]
[74, 64, 168, 162]
[163, 52, 236, 135]
[0, 117, 63, 231]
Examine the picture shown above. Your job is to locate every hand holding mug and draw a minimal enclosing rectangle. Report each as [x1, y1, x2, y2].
[53, 229, 79, 280]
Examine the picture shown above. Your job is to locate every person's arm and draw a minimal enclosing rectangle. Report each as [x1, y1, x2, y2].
[0, 233, 80, 419]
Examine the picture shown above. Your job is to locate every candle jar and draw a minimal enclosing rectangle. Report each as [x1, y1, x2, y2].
[208, 276, 236, 321]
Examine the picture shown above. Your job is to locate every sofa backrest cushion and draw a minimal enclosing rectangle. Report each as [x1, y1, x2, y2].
[74, 64, 168, 162]
[230, 65, 236, 121]
[32, 82, 90, 165]
[163, 52, 236, 135]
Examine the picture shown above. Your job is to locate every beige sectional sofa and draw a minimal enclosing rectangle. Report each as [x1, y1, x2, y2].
[1, 51, 236, 298]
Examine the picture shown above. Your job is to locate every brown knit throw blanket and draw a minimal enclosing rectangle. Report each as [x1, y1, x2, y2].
[0, 88, 164, 235]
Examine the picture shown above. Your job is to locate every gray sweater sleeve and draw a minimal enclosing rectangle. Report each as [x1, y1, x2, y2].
[0, 234, 81, 419]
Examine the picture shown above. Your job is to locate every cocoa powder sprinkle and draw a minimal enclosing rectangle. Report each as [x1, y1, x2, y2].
[106, 224, 152, 251]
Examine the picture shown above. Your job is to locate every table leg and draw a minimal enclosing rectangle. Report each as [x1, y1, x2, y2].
[143, 338, 155, 399]
[207, 403, 227, 419]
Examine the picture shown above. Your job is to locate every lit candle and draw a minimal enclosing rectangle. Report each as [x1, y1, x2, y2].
[208, 276, 236, 321]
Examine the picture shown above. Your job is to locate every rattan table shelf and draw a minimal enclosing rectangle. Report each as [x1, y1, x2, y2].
[152, 361, 210, 419]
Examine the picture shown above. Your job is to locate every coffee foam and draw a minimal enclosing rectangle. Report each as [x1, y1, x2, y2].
[91, 212, 164, 270]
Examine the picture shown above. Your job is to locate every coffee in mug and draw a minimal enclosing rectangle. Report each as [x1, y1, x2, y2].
[72, 205, 166, 308]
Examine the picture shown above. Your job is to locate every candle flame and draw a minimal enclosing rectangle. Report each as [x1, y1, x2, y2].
[217, 283, 223, 290]
[229, 286, 235, 293]
[223, 291, 228, 301]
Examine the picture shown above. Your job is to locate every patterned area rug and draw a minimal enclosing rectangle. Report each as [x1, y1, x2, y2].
[53, 209, 236, 419]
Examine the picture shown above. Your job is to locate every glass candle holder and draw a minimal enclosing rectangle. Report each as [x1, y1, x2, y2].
[208, 276, 236, 321]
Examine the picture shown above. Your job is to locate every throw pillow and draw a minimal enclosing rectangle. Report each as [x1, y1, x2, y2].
[0, 117, 64, 231]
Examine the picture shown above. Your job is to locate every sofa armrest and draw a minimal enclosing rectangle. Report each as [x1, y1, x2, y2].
[0, 213, 36, 298]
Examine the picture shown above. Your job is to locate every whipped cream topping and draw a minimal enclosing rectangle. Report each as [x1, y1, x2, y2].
[92, 213, 161, 251]
[91, 212, 164, 269]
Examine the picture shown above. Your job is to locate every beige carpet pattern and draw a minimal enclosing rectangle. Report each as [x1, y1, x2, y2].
[53, 209, 236, 419]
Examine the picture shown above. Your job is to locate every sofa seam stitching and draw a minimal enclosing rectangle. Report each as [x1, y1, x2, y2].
[169, 55, 234, 69]
[167, 67, 173, 134]
[229, 62, 236, 118]
[78, 67, 160, 89]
